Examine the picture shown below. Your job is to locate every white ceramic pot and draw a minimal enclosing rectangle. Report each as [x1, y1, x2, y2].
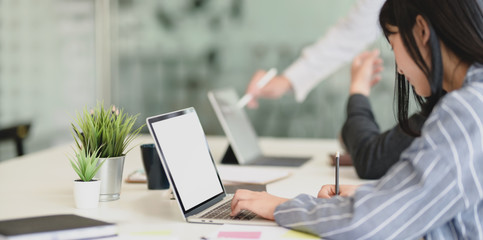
[73, 179, 101, 209]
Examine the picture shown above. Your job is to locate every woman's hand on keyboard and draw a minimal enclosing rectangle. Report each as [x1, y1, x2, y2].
[230, 189, 289, 220]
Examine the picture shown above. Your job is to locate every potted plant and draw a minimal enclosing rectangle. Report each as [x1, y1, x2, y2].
[69, 147, 105, 209]
[72, 102, 143, 201]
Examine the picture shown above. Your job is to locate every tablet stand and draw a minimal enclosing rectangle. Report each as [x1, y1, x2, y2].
[221, 145, 239, 164]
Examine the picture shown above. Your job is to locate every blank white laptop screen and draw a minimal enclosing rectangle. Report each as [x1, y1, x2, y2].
[150, 109, 223, 211]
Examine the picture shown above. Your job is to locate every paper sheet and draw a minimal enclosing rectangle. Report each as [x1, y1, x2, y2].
[126, 165, 292, 185]
[208, 224, 319, 240]
[216, 165, 292, 185]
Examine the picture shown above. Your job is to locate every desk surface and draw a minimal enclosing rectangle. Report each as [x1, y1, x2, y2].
[0, 135, 368, 239]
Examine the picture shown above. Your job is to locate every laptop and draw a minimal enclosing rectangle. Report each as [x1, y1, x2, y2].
[146, 107, 276, 225]
[208, 88, 311, 167]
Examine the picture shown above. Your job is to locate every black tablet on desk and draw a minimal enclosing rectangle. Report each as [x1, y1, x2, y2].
[208, 88, 311, 167]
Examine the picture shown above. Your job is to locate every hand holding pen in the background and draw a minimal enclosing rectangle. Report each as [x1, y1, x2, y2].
[237, 68, 277, 109]
[243, 68, 292, 109]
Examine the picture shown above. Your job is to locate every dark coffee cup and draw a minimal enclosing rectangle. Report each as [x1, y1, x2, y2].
[140, 144, 169, 190]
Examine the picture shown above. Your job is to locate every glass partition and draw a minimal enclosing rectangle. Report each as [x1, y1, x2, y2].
[110, 0, 397, 139]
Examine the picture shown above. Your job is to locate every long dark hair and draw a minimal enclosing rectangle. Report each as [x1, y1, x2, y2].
[379, 0, 483, 136]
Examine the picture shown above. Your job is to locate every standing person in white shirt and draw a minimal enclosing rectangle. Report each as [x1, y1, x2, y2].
[245, 0, 422, 181]
[244, 0, 386, 107]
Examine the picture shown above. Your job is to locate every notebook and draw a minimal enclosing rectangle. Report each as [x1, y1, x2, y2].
[0, 214, 117, 239]
[146, 107, 275, 225]
[208, 88, 311, 167]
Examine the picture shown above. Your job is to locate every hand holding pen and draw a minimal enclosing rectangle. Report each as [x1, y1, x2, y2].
[317, 152, 359, 198]
[242, 68, 293, 109]
[335, 151, 340, 195]
[238, 68, 277, 109]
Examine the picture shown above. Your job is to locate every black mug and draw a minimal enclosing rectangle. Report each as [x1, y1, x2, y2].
[140, 144, 169, 190]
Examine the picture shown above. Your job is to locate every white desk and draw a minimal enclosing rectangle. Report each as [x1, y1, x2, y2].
[0, 135, 368, 239]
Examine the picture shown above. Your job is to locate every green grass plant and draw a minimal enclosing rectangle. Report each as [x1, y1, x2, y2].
[71, 102, 144, 158]
[69, 147, 105, 182]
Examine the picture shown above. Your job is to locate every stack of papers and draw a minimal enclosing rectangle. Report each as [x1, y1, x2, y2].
[216, 165, 292, 185]
[126, 165, 292, 185]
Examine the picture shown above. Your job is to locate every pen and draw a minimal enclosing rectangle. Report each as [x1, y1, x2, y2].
[237, 68, 278, 109]
[335, 151, 340, 195]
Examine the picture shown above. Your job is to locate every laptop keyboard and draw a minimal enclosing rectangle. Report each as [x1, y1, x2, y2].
[201, 200, 257, 220]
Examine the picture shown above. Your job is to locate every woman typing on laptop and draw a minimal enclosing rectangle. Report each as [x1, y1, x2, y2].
[230, 0, 483, 238]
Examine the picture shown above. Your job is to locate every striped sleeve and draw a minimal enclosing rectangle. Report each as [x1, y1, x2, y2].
[274, 80, 483, 239]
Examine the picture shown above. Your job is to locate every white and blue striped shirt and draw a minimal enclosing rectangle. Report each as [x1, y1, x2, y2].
[274, 63, 483, 240]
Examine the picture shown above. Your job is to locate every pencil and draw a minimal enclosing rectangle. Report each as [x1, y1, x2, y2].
[335, 151, 340, 195]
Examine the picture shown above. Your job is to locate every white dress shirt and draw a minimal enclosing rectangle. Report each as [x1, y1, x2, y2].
[284, 0, 386, 102]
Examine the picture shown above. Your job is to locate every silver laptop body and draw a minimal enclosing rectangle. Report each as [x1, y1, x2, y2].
[208, 88, 311, 167]
[146, 107, 275, 225]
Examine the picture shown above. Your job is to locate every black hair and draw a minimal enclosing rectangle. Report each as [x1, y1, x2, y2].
[379, 0, 483, 136]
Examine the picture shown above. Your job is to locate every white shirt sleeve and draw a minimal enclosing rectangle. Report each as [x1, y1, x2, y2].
[284, 0, 386, 102]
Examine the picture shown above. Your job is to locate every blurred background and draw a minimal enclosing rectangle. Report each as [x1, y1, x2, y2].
[0, 0, 398, 161]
